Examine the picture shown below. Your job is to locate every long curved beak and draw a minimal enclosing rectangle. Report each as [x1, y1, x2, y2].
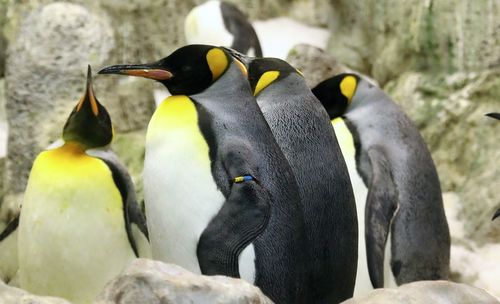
[98, 63, 173, 80]
[485, 112, 500, 120]
[75, 65, 99, 116]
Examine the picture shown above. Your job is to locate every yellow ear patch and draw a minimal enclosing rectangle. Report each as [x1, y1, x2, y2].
[254, 71, 280, 96]
[206, 48, 228, 81]
[340, 76, 357, 102]
[234, 59, 248, 77]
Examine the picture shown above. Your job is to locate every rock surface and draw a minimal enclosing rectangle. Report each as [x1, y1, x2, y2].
[342, 281, 499, 304]
[0, 280, 71, 304]
[96, 259, 274, 304]
[326, 1, 500, 85]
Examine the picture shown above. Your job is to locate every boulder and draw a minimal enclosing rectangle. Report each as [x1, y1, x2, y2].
[96, 258, 274, 304]
[286, 44, 352, 88]
[342, 280, 499, 304]
[0, 1, 6, 77]
[0, 280, 71, 304]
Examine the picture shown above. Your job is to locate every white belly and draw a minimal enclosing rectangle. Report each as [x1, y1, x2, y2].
[184, 0, 234, 47]
[333, 119, 396, 296]
[18, 152, 135, 303]
[144, 97, 255, 282]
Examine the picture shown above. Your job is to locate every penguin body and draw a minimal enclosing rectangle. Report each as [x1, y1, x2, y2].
[246, 58, 357, 303]
[99, 45, 309, 304]
[313, 74, 450, 290]
[332, 118, 397, 296]
[18, 67, 149, 303]
[185, 0, 262, 57]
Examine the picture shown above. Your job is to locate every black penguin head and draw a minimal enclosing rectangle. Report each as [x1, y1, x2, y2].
[247, 57, 301, 96]
[99, 44, 246, 95]
[63, 66, 113, 149]
[312, 73, 360, 120]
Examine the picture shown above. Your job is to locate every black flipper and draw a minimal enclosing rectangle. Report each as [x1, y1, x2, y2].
[220, 1, 263, 57]
[197, 176, 270, 277]
[88, 149, 149, 257]
[365, 147, 399, 288]
[0, 216, 19, 242]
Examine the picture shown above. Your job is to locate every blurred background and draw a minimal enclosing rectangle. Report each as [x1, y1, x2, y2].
[0, 0, 498, 298]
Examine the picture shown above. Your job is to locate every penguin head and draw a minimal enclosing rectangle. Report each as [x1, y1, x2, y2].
[62, 66, 113, 149]
[99, 44, 246, 95]
[312, 73, 361, 119]
[247, 57, 301, 96]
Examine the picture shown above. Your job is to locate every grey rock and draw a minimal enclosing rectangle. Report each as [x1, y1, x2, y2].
[286, 44, 351, 88]
[0, 280, 71, 304]
[96, 258, 274, 304]
[341, 280, 499, 304]
[327, 1, 500, 85]
[286, 44, 377, 88]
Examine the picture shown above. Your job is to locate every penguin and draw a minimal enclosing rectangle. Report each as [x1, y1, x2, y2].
[99, 45, 310, 304]
[312, 73, 451, 293]
[243, 57, 357, 303]
[486, 112, 500, 221]
[17, 66, 150, 303]
[185, 0, 263, 57]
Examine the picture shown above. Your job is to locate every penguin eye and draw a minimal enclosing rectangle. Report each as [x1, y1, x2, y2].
[254, 71, 280, 96]
[206, 48, 229, 81]
[339, 76, 357, 103]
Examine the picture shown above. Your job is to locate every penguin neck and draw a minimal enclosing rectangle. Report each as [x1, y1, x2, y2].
[60, 141, 87, 154]
[190, 62, 254, 109]
[256, 73, 309, 104]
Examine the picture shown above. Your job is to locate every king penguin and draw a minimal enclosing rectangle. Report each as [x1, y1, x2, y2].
[243, 57, 357, 303]
[312, 73, 451, 294]
[486, 112, 500, 221]
[185, 0, 262, 57]
[99, 45, 310, 304]
[17, 66, 150, 303]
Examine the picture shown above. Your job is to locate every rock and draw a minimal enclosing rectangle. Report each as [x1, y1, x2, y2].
[384, 69, 500, 244]
[96, 259, 274, 304]
[286, 44, 352, 88]
[341, 280, 499, 304]
[0, 280, 71, 304]
[286, 44, 376, 88]
[326, 1, 500, 85]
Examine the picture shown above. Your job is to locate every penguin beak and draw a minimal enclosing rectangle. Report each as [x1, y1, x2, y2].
[76, 65, 99, 116]
[485, 112, 500, 120]
[493, 209, 500, 221]
[98, 63, 173, 81]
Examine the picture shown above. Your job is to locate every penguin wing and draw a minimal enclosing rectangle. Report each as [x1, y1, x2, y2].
[220, 2, 262, 57]
[197, 146, 271, 277]
[87, 149, 150, 258]
[364, 146, 399, 289]
[0, 216, 19, 283]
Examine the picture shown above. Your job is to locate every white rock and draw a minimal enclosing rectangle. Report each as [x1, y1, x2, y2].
[341, 280, 499, 304]
[96, 258, 274, 304]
